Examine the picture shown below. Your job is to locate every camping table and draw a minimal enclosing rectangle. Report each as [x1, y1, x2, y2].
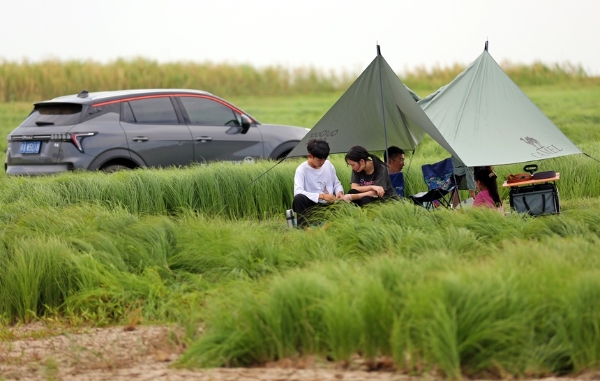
[502, 173, 560, 188]
[502, 173, 560, 216]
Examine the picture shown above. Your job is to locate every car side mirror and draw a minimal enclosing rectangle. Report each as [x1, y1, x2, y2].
[240, 114, 251, 134]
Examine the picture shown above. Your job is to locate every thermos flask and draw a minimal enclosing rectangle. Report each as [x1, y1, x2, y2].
[285, 209, 296, 228]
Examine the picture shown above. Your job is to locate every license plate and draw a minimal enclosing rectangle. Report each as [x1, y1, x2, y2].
[20, 141, 41, 154]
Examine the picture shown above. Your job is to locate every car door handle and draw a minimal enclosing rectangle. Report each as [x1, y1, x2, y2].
[196, 136, 213, 142]
[132, 136, 149, 142]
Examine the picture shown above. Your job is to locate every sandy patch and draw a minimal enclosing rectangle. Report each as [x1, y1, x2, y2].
[0, 323, 594, 381]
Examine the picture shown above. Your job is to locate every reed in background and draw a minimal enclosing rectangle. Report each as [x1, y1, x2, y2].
[1, 58, 597, 102]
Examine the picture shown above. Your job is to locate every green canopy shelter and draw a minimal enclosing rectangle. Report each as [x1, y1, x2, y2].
[418, 43, 582, 167]
[286, 47, 455, 158]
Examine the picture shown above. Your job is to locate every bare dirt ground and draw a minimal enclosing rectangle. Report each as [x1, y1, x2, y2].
[0, 323, 595, 381]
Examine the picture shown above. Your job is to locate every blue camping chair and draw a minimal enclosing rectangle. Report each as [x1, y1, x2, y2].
[389, 172, 405, 198]
[409, 158, 456, 210]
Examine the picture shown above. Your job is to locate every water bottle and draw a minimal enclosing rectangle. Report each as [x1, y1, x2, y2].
[285, 209, 297, 228]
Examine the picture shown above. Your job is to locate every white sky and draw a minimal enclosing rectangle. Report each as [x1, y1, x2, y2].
[2, 0, 599, 75]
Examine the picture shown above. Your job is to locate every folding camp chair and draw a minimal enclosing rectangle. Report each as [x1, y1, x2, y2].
[409, 157, 456, 210]
[389, 172, 405, 198]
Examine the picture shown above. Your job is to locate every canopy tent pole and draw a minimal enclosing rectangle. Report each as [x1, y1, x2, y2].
[404, 148, 416, 175]
[377, 44, 390, 172]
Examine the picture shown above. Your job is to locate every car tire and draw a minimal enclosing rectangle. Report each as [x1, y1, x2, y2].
[102, 164, 130, 173]
[277, 150, 291, 160]
[271, 141, 300, 160]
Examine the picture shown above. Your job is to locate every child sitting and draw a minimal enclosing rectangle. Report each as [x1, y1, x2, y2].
[473, 167, 504, 214]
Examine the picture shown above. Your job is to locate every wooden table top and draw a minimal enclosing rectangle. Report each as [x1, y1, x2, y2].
[502, 173, 560, 188]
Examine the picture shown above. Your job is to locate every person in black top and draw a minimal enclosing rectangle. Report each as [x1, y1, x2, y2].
[344, 145, 396, 206]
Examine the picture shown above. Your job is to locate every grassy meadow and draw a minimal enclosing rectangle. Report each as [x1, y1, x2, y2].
[1, 60, 600, 378]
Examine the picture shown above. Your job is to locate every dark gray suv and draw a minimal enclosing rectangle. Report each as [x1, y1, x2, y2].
[6, 89, 309, 175]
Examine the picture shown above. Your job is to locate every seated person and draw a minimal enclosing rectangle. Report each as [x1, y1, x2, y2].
[384, 146, 405, 197]
[473, 167, 504, 213]
[293, 139, 345, 228]
[474, 165, 495, 174]
[344, 145, 396, 206]
[450, 156, 476, 207]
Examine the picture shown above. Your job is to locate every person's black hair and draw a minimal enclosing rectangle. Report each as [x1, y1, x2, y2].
[474, 168, 502, 207]
[383, 146, 405, 162]
[474, 165, 493, 174]
[306, 139, 330, 159]
[345, 145, 386, 174]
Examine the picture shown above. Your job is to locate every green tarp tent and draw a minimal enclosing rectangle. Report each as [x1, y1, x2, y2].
[286, 49, 455, 158]
[418, 45, 582, 167]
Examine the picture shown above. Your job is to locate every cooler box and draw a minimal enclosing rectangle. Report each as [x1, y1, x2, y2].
[509, 183, 560, 216]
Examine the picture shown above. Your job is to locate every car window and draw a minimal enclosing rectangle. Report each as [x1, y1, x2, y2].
[82, 103, 120, 122]
[179, 97, 239, 126]
[123, 102, 136, 123]
[127, 97, 179, 124]
[20, 103, 83, 127]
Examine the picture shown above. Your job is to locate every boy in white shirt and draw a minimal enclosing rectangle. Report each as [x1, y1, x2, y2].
[293, 139, 345, 227]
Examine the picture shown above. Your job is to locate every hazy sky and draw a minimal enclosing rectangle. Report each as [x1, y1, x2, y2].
[2, 0, 599, 75]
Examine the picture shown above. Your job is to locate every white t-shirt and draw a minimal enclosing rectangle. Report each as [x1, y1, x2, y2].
[294, 160, 344, 203]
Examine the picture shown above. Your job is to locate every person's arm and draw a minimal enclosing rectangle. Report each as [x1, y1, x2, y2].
[350, 183, 385, 197]
[320, 193, 336, 202]
[329, 162, 345, 198]
[373, 166, 396, 197]
[342, 190, 377, 202]
[349, 168, 384, 196]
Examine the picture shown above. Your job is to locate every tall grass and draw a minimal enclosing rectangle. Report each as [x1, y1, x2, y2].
[0, 237, 77, 322]
[0, 203, 219, 324]
[0, 58, 354, 102]
[1, 197, 599, 323]
[399, 60, 598, 93]
[178, 235, 600, 377]
[0, 159, 315, 218]
[1, 58, 598, 102]
[1, 191, 600, 377]
[0, 144, 597, 219]
[0, 75, 599, 378]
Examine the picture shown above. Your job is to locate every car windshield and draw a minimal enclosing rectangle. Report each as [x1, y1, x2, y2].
[20, 103, 83, 127]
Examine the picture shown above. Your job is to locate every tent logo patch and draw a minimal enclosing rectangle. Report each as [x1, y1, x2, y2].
[520, 136, 563, 158]
[308, 129, 338, 139]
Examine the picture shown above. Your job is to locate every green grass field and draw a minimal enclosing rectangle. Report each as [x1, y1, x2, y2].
[1, 71, 600, 378]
